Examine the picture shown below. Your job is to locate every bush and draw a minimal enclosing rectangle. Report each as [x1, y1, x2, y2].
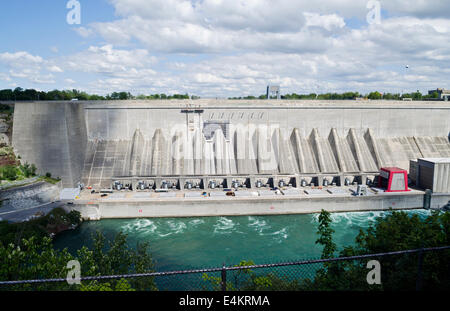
[45, 172, 51, 178]
[19, 162, 37, 178]
[1, 165, 18, 180]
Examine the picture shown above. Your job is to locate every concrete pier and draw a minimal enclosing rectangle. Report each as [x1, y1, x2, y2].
[67, 189, 450, 220]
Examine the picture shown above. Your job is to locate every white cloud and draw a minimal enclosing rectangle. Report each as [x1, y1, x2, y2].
[73, 26, 94, 38]
[48, 65, 63, 73]
[65, 45, 157, 75]
[0, 51, 43, 67]
[2, 1, 450, 95]
[0, 51, 55, 85]
[304, 12, 346, 31]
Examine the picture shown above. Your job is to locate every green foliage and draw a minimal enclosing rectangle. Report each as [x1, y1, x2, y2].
[302, 210, 450, 291]
[74, 231, 157, 291]
[0, 208, 81, 247]
[316, 210, 336, 259]
[80, 278, 135, 291]
[0, 227, 157, 291]
[45, 172, 51, 178]
[1, 165, 18, 180]
[134, 93, 190, 100]
[0, 147, 14, 157]
[382, 93, 401, 100]
[19, 162, 37, 178]
[0, 87, 194, 101]
[368, 91, 382, 100]
[202, 260, 302, 291]
[66, 210, 82, 226]
[40, 175, 61, 184]
[0, 103, 13, 114]
[0, 236, 75, 291]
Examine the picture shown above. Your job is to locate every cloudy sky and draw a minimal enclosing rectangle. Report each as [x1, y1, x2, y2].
[0, 0, 449, 97]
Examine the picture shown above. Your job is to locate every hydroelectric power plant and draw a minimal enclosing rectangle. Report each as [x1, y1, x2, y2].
[11, 99, 450, 219]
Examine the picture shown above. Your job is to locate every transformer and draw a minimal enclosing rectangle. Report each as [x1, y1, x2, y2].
[377, 167, 409, 192]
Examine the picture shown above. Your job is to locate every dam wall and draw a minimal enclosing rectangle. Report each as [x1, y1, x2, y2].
[11, 100, 450, 188]
[12, 102, 87, 187]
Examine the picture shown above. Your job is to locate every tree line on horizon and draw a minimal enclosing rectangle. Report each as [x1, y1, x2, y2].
[0, 87, 442, 101]
[0, 87, 191, 101]
[229, 90, 440, 100]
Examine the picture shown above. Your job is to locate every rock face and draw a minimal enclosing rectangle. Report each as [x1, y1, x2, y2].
[0, 133, 9, 146]
[0, 120, 9, 133]
[0, 114, 11, 147]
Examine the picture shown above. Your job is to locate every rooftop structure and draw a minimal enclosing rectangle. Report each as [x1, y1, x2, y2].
[415, 158, 450, 193]
[266, 85, 281, 100]
[428, 88, 450, 101]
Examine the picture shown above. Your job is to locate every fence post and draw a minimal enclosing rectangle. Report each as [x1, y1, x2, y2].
[221, 264, 227, 291]
[416, 247, 424, 291]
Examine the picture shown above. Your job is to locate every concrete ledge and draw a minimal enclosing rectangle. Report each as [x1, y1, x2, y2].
[66, 192, 450, 220]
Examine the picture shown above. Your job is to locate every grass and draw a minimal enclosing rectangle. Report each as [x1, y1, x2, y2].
[0, 176, 61, 191]
[39, 175, 61, 185]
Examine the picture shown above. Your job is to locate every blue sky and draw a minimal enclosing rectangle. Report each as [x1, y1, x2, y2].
[0, 1, 112, 56]
[0, 0, 449, 97]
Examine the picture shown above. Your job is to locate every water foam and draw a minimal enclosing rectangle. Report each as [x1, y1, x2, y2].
[121, 219, 157, 234]
[189, 219, 205, 226]
[167, 220, 187, 233]
[154, 220, 187, 237]
[213, 217, 236, 234]
[248, 216, 271, 233]
[310, 209, 432, 229]
[260, 227, 289, 243]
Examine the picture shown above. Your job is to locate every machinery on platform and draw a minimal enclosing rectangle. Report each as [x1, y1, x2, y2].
[377, 167, 409, 192]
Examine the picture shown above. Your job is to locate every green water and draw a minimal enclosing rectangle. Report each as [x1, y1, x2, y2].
[53, 209, 432, 272]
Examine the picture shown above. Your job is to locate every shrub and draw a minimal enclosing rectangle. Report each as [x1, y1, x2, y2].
[19, 162, 37, 178]
[1, 165, 17, 180]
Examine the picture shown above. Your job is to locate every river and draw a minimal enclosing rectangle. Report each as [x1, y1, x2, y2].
[53, 209, 432, 272]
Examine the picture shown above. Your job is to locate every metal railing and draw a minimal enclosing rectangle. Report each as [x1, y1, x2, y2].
[1, 246, 449, 291]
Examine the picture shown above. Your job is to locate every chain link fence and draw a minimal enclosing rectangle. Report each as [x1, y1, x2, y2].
[1, 246, 449, 291]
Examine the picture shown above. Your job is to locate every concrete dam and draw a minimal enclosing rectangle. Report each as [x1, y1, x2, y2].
[11, 100, 450, 190]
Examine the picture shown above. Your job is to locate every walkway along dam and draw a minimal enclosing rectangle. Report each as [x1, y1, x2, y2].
[10, 100, 450, 219]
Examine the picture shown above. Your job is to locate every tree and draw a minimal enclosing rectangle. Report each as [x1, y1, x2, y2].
[0, 229, 157, 291]
[19, 162, 37, 178]
[1, 165, 18, 180]
[412, 90, 422, 100]
[368, 91, 382, 100]
[303, 210, 450, 290]
[0, 89, 14, 101]
[316, 210, 336, 259]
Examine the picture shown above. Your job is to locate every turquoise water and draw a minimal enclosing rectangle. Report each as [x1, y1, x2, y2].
[53, 209, 432, 272]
